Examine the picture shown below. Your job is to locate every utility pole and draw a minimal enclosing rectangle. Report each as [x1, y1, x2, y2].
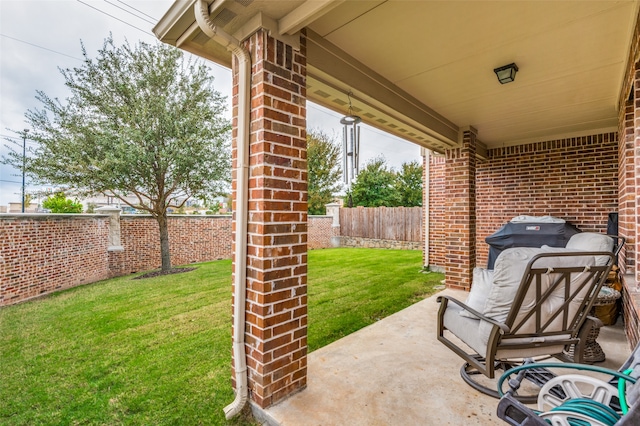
[21, 129, 29, 213]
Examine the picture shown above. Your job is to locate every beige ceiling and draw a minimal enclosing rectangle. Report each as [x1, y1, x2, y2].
[154, 0, 639, 154]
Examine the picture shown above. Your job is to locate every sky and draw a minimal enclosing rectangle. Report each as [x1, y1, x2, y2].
[0, 0, 421, 207]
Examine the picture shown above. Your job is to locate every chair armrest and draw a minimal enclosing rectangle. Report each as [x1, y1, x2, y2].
[437, 295, 511, 334]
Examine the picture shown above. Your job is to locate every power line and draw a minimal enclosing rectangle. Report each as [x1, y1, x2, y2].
[1, 1, 155, 63]
[3, 3, 230, 79]
[79, 1, 232, 76]
[0, 34, 83, 61]
[104, 0, 155, 25]
[0, 133, 28, 140]
[4, 141, 39, 148]
[1, 134, 38, 145]
[76, 0, 152, 36]
[116, 0, 159, 21]
[0, 133, 21, 140]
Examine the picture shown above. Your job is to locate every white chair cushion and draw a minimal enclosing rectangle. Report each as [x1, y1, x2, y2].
[443, 302, 487, 356]
[478, 248, 541, 336]
[565, 233, 614, 266]
[510, 251, 595, 335]
[477, 247, 596, 346]
[460, 268, 494, 318]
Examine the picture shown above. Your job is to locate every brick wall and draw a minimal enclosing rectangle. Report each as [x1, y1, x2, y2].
[426, 154, 446, 268]
[308, 216, 332, 249]
[110, 215, 232, 275]
[0, 212, 339, 307]
[423, 132, 619, 271]
[476, 133, 618, 267]
[0, 214, 233, 306]
[619, 101, 635, 275]
[622, 284, 640, 348]
[0, 215, 110, 306]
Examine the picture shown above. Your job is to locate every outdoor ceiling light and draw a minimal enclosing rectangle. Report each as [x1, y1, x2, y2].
[493, 63, 518, 84]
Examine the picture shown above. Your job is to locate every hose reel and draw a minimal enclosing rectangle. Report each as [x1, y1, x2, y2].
[498, 363, 637, 426]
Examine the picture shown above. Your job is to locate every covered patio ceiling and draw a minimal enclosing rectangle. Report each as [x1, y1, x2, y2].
[154, 0, 639, 154]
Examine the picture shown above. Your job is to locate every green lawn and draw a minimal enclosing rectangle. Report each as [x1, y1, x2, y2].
[0, 248, 443, 425]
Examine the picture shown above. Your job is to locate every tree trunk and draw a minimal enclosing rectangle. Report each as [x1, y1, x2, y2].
[157, 211, 171, 271]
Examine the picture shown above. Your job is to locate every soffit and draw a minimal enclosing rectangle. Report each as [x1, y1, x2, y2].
[155, 0, 639, 152]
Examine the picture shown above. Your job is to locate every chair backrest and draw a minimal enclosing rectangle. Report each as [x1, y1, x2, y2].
[565, 232, 618, 265]
[499, 252, 612, 350]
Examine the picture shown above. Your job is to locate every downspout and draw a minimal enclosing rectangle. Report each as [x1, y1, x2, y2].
[195, 0, 251, 419]
[423, 148, 430, 267]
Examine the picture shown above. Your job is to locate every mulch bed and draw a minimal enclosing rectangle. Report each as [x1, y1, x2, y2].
[133, 267, 197, 280]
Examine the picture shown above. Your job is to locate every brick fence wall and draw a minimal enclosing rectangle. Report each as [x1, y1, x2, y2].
[1, 208, 416, 308]
[0, 213, 338, 307]
[0, 214, 111, 306]
[308, 215, 333, 249]
[0, 214, 234, 307]
[109, 215, 232, 275]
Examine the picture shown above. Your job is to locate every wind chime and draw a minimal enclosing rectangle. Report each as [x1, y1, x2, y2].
[341, 92, 362, 196]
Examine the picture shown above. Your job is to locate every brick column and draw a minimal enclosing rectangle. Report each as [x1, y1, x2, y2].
[635, 66, 640, 285]
[620, 98, 635, 276]
[232, 29, 307, 409]
[444, 127, 477, 289]
[95, 206, 124, 252]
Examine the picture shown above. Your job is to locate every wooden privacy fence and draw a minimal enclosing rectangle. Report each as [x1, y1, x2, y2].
[339, 206, 422, 242]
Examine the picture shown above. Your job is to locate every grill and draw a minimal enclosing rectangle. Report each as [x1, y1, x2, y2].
[485, 217, 580, 269]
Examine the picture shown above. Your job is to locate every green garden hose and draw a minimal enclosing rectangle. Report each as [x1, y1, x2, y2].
[618, 368, 635, 415]
[498, 363, 637, 425]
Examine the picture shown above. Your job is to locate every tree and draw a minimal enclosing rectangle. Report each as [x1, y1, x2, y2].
[395, 161, 423, 207]
[307, 129, 342, 214]
[207, 201, 222, 214]
[2, 37, 231, 271]
[23, 193, 33, 209]
[42, 192, 83, 213]
[348, 156, 401, 207]
[85, 202, 98, 213]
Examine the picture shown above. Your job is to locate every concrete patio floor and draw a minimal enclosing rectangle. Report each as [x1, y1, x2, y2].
[256, 288, 632, 425]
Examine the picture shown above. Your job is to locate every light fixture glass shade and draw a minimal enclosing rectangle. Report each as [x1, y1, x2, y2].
[493, 63, 518, 84]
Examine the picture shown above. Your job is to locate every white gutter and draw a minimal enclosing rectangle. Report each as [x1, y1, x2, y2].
[195, 0, 251, 419]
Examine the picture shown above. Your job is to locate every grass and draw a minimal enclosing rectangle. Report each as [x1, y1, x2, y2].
[0, 248, 443, 425]
[307, 248, 439, 351]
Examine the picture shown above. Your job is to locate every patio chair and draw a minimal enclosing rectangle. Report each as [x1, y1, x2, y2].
[496, 339, 640, 425]
[437, 245, 614, 402]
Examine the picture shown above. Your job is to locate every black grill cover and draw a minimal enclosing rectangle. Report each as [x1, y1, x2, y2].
[485, 221, 581, 269]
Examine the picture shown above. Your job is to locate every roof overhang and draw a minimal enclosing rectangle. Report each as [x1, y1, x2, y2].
[155, 0, 640, 154]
